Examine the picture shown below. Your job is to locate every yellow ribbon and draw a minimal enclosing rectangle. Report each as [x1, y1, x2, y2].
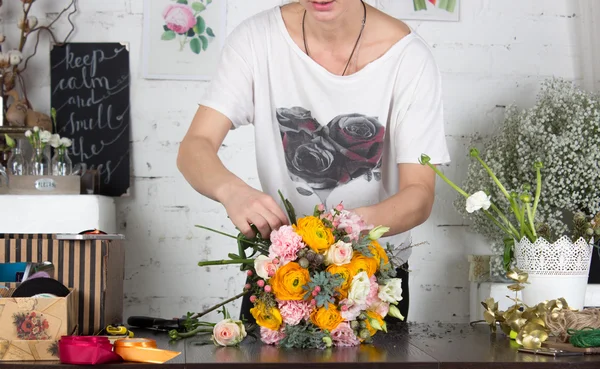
[114, 338, 181, 364]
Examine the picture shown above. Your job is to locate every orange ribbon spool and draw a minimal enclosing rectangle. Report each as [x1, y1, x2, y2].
[114, 338, 181, 364]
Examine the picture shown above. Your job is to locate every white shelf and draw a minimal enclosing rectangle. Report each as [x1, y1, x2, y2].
[0, 195, 117, 234]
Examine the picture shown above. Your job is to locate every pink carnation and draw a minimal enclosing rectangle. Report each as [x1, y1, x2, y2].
[331, 322, 360, 347]
[366, 275, 379, 306]
[260, 326, 286, 345]
[278, 300, 312, 325]
[340, 299, 364, 321]
[269, 225, 305, 265]
[334, 210, 373, 241]
[162, 4, 196, 34]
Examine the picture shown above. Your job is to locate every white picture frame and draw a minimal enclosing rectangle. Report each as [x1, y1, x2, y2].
[142, 0, 227, 81]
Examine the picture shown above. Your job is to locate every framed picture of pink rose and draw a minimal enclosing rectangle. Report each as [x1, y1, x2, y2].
[379, 0, 460, 22]
[142, 0, 226, 80]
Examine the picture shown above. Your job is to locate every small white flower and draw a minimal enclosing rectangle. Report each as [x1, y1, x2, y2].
[39, 130, 52, 143]
[8, 50, 22, 66]
[347, 271, 371, 306]
[33, 126, 39, 132]
[378, 278, 403, 303]
[59, 137, 72, 148]
[25, 130, 32, 138]
[466, 191, 491, 213]
[49, 134, 61, 148]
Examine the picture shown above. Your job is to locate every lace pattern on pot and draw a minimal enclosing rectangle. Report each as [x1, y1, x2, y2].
[515, 235, 593, 276]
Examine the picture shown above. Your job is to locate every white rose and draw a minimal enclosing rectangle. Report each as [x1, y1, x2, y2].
[466, 191, 491, 213]
[212, 319, 246, 346]
[59, 137, 72, 148]
[49, 134, 61, 148]
[324, 240, 353, 266]
[254, 255, 278, 280]
[347, 271, 371, 306]
[378, 278, 403, 303]
[39, 130, 52, 143]
[25, 130, 32, 138]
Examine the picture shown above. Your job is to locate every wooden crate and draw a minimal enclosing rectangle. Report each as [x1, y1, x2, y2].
[1, 175, 80, 195]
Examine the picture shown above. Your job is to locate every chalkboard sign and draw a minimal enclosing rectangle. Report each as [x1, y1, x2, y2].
[50, 42, 130, 197]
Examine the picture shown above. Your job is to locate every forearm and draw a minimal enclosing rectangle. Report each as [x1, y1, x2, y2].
[176, 136, 246, 203]
[355, 184, 434, 236]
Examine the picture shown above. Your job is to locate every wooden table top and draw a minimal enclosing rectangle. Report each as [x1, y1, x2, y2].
[2, 323, 600, 368]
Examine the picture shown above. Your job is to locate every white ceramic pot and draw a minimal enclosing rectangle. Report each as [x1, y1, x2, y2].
[514, 236, 593, 310]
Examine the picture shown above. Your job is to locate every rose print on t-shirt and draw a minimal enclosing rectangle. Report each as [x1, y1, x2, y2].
[277, 107, 383, 203]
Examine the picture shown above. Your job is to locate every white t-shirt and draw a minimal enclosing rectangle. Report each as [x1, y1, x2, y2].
[200, 6, 450, 263]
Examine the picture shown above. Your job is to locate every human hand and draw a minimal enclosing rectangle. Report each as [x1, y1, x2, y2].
[218, 182, 289, 239]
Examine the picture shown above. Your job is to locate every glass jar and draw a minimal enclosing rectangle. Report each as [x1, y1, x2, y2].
[7, 146, 27, 175]
[52, 147, 73, 176]
[29, 147, 51, 176]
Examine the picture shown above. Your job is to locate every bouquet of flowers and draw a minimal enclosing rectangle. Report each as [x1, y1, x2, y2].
[171, 193, 404, 348]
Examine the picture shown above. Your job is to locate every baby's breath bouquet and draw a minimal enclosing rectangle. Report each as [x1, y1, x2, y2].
[454, 78, 600, 272]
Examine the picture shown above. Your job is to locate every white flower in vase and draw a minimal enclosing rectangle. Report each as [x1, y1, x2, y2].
[59, 137, 72, 148]
[466, 191, 492, 213]
[39, 130, 52, 143]
[49, 134, 61, 148]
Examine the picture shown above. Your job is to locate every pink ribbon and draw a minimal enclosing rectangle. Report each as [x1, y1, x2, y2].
[58, 336, 122, 365]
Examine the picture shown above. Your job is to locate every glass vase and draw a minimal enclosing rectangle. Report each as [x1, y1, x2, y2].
[29, 147, 51, 176]
[52, 147, 73, 176]
[7, 146, 27, 175]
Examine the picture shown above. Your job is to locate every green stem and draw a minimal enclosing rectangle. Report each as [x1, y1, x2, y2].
[190, 291, 248, 320]
[532, 166, 542, 218]
[525, 203, 537, 238]
[423, 162, 469, 198]
[482, 210, 513, 238]
[172, 327, 213, 339]
[474, 156, 511, 201]
[195, 225, 268, 250]
[413, 0, 427, 11]
[489, 203, 520, 239]
[198, 259, 255, 266]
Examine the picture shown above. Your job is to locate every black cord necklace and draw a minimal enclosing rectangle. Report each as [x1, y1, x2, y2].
[302, 1, 367, 76]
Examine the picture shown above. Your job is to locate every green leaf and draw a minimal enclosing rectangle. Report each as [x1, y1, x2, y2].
[206, 27, 215, 37]
[190, 38, 201, 54]
[163, 25, 170, 32]
[176, 0, 188, 4]
[195, 16, 206, 34]
[198, 35, 208, 51]
[161, 30, 176, 40]
[207, 0, 212, 4]
[187, 28, 196, 37]
[192, 2, 206, 11]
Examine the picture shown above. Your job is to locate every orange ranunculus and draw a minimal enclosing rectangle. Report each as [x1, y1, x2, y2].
[310, 304, 343, 332]
[250, 302, 283, 331]
[369, 240, 389, 269]
[270, 262, 310, 301]
[293, 216, 334, 254]
[365, 311, 385, 337]
[326, 264, 352, 299]
[348, 253, 378, 277]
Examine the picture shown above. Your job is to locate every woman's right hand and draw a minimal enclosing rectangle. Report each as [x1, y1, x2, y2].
[217, 181, 289, 239]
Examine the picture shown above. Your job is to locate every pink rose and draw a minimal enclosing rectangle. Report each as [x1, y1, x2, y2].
[260, 326, 286, 345]
[269, 225, 305, 265]
[162, 4, 196, 34]
[254, 255, 279, 280]
[278, 300, 312, 325]
[212, 319, 247, 346]
[331, 322, 360, 347]
[324, 240, 353, 266]
[332, 210, 373, 241]
[369, 298, 390, 318]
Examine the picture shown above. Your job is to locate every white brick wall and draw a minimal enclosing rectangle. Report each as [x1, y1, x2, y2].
[1, 0, 589, 323]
